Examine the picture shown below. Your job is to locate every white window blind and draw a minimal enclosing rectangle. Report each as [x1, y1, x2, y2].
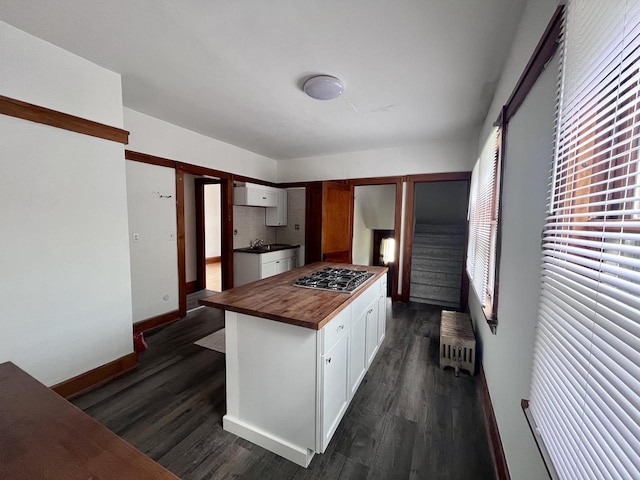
[529, 1, 640, 479]
[467, 128, 499, 313]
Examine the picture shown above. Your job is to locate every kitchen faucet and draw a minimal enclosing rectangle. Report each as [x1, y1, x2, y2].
[250, 238, 264, 248]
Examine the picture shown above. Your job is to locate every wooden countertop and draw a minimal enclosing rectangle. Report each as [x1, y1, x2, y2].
[0, 362, 179, 480]
[200, 262, 388, 330]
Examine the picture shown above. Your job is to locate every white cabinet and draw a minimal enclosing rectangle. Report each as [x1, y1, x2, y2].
[320, 332, 349, 452]
[349, 307, 367, 397]
[233, 247, 299, 287]
[266, 189, 287, 226]
[378, 277, 387, 344]
[365, 299, 379, 366]
[222, 274, 388, 468]
[234, 182, 278, 207]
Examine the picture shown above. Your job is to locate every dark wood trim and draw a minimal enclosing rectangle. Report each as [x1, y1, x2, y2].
[206, 256, 222, 264]
[501, 5, 564, 123]
[401, 172, 472, 302]
[176, 161, 230, 179]
[479, 365, 511, 480]
[278, 181, 311, 189]
[222, 178, 234, 289]
[392, 179, 403, 301]
[124, 149, 175, 168]
[232, 174, 278, 188]
[521, 399, 555, 479]
[51, 352, 138, 400]
[0, 94, 129, 144]
[195, 178, 223, 291]
[175, 168, 187, 318]
[185, 280, 198, 294]
[406, 172, 472, 184]
[348, 176, 403, 186]
[133, 309, 181, 335]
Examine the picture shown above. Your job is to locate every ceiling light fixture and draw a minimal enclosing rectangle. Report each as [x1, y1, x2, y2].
[303, 75, 344, 100]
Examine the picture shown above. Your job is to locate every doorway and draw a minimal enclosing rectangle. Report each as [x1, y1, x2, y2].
[350, 180, 402, 300]
[184, 174, 224, 312]
[406, 179, 470, 309]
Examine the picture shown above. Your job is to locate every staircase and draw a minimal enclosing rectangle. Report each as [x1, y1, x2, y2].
[409, 224, 465, 309]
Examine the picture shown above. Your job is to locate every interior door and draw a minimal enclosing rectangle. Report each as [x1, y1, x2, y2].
[322, 182, 354, 263]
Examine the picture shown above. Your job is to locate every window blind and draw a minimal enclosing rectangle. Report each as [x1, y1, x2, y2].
[467, 128, 499, 310]
[529, 1, 640, 479]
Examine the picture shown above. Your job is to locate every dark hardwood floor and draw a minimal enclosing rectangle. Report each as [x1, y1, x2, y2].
[73, 302, 496, 480]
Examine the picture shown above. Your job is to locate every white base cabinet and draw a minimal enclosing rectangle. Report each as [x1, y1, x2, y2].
[233, 248, 299, 287]
[223, 276, 388, 467]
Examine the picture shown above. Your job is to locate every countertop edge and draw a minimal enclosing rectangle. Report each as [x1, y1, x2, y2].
[200, 265, 387, 330]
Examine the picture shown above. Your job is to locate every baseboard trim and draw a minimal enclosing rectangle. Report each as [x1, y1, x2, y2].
[133, 309, 181, 334]
[185, 281, 198, 294]
[206, 256, 222, 264]
[51, 352, 138, 399]
[479, 365, 511, 480]
[223, 415, 314, 467]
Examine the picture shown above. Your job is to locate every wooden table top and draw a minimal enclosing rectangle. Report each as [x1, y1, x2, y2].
[0, 362, 179, 480]
[200, 262, 387, 330]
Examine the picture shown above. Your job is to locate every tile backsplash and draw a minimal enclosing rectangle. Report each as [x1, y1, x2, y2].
[233, 205, 276, 249]
[233, 188, 306, 249]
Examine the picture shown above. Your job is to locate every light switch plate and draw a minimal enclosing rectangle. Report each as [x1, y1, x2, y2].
[132, 233, 140, 243]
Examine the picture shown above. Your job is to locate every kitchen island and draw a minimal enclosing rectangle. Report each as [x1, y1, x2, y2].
[200, 262, 388, 467]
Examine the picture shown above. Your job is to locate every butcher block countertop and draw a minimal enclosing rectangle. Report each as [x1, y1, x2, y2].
[0, 362, 179, 480]
[200, 262, 387, 330]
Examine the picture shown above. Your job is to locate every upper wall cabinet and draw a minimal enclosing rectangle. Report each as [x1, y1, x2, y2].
[234, 182, 277, 207]
[266, 189, 287, 226]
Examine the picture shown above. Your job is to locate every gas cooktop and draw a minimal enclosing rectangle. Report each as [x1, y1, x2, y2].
[293, 267, 374, 294]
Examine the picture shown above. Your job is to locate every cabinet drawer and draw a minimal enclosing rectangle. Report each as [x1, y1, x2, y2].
[260, 248, 298, 264]
[321, 306, 350, 355]
[350, 277, 379, 315]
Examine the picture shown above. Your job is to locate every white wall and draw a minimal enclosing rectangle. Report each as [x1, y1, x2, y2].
[0, 22, 133, 386]
[352, 185, 396, 266]
[276, 139, 476, 182]
[468, 1, 559, 478]
[205, 184, 222, 258]
[124, 108, 278, 182]
[414, 181, 468, 225]
[125, 161, 179, 322]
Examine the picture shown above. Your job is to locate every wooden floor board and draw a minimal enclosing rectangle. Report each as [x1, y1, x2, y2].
[73, 301, 496, 479]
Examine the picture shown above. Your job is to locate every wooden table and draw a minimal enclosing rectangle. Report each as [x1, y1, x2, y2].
[0, 362, 179, 480]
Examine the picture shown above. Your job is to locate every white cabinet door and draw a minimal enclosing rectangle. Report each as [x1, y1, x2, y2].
[266, 189, 287, 226]
[365, 299, 379, 366]
[274, 258, 290, 274]
[349, 307, 367, 398]
[378, 278, 387, 344]
[320, 332, 349, 452]
[261, 260, 278, 279]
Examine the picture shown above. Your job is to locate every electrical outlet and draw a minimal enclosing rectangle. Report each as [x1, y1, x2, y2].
[168, 232, 175, 241]
[234, 229, 238, 235]
[132, 233, 140, 243]
[294, 224, 300, 230]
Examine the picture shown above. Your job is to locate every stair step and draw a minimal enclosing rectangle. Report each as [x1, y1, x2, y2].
[410, 296, 460, 309]
[410, 284, 461, 304]
[412, 245, 464, 259]
[414, 224, 466, 235]
[412, 233, 465, 248]
[412, 257, 463, 272]
[410, 270, 461, 288]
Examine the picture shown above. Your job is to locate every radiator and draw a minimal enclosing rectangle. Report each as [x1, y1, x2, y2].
[440, 310, 476, 376]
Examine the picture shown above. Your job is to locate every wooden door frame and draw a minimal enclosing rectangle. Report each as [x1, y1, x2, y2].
[402, 172, 472, 306]
[176, 164, 233, 318]
[195, 178, 223, 292]
[349, 177, 404, 301]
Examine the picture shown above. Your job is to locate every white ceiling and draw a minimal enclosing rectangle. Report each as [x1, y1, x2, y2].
[1, 0, 526, 160]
